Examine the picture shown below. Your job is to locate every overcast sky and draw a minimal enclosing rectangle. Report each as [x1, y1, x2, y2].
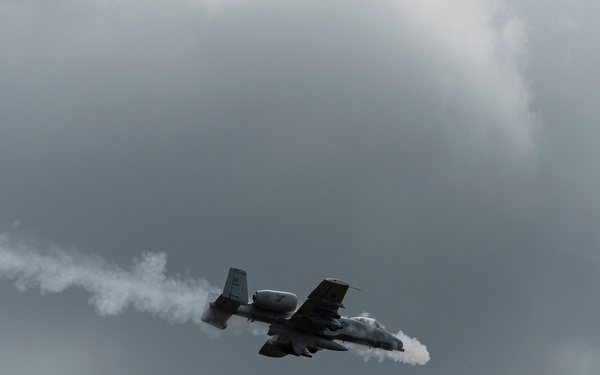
[1, 0, 600, 374]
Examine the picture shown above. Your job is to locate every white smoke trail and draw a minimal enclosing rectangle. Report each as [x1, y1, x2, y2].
[0, 233, 219, 329]
[1, 233, 429, 365]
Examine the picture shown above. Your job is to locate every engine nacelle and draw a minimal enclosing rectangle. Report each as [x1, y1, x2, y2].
[252, 290, 298, 312]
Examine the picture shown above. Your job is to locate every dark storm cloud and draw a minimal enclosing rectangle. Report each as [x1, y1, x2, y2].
[1, 0, 599, 374]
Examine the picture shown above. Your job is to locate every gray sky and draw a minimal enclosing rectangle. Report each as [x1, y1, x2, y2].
[1, 0, 599, 374]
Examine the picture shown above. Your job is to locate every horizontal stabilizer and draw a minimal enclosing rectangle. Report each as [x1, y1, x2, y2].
[201, 292, 234, 329]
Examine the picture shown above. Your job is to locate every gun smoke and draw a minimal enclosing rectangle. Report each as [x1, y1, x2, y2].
[0, 233, 429, 364]
[346, 331, 430, 365]
[344, 312, 430, 365]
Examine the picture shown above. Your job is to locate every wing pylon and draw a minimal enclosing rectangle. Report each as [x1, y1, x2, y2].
[289, 278, 349, 331]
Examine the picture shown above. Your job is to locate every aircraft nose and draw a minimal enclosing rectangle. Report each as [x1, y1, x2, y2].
[396, 339, 405, 352]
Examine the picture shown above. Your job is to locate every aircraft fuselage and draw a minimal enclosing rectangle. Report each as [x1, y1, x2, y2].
[233, 303, 403, 352]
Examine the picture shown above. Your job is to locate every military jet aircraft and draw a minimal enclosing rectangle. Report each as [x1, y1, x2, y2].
[201, 268, 404, 358]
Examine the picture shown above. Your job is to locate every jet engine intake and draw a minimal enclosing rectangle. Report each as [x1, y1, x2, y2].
[252, 290, 298, 312]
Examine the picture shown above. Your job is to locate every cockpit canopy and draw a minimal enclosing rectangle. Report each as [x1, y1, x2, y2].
[350, 316, 386, 330]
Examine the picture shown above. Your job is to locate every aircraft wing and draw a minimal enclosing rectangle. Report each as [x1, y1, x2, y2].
[289, 278, 349, 331]
[259, 333, 339, 358]
[259, 336, 291, 358]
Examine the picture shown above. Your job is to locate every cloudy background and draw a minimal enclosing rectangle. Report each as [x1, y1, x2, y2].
[1, 0, 599, 374]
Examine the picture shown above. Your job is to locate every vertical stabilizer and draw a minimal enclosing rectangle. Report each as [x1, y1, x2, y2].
[223, 268, 248, 304]
[201, 268, 248, 329]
